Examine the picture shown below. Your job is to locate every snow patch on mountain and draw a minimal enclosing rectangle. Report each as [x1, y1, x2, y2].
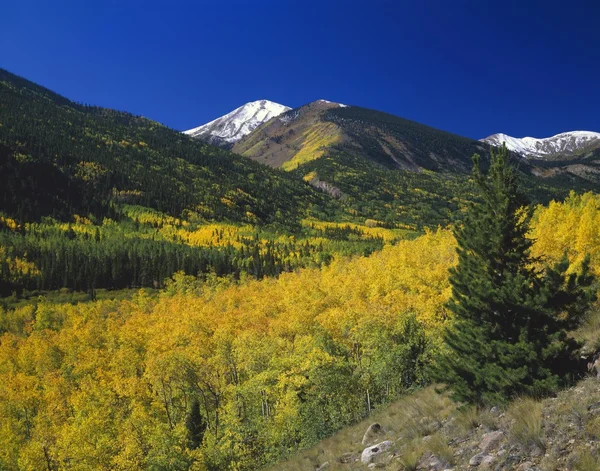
[481, 131, 600, 158]
[317, 99, 349, 107]
[184, 100, 291, 143]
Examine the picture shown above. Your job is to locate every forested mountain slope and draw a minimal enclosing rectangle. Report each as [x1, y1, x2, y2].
[0, 69, 400, 296]
[230, 99, 594, 228]
[0, 68, 330, 227]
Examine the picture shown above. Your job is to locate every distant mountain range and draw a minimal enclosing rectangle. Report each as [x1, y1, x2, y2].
[481, 131, 600, 159]
[186, 99, 600, 185]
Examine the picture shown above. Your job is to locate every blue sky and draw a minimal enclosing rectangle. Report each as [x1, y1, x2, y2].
[2, 0, 599, 140]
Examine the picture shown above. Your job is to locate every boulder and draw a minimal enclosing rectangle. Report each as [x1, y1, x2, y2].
[362, 423, 385, 445]
[479, 430, 504, 452]
[360, 440, 393, 464]
[469, 452, 494, 466]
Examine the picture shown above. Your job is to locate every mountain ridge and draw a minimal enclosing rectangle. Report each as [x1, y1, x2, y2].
[233, 100, 492, 173]
[481, 130, 600, 158]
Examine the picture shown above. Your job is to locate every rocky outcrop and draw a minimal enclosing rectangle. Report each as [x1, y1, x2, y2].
[479, 430, 504, 453]
[286, 378, 600, 471]
[360, 440, 393, 464]
[469, 452, 494, 467]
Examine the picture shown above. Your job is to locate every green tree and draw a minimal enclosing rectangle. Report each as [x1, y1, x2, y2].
[436, 144, 596, 405]
[185, 399, 206, 450]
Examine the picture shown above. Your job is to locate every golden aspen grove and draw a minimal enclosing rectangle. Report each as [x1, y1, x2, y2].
[2, 193, 600, 470]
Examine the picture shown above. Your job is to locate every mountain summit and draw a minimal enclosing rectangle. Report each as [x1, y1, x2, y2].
[183, 100, 291, 147]
[481, 131, 600, 158]
[233, 100, 488, 172]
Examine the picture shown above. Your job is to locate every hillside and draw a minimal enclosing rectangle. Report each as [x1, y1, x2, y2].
[0, 69, 415, 296]
[228, 100, 595, 228]
[0, 69, 329, 227]
[232, 101, 594, 228]
[270, 378, 600, 471]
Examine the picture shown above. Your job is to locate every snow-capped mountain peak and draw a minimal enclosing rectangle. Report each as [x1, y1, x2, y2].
[184, 100, 291, 145]
[480, 131, 600, 158]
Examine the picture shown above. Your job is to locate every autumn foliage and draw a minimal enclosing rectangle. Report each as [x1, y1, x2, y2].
[1, 193, 600, 469]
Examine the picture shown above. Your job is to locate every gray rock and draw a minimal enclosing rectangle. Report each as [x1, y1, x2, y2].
[479, 430, 504, 452]
[517, 462, 539, 471]
[419, 454, 447, 471]
[587, 401, 600, 412]
[360, 440, 393, 464]
[338, 452, 355, 464]
[469, 452, 493, 466]
[315, 462, 329, 471]
[362, 423, 385, 445]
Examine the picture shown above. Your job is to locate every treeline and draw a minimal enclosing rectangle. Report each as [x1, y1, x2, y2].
[295, 150, 578, 230]
[0, 214, 388, 296]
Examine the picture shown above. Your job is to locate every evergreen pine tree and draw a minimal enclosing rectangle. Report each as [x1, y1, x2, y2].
[185, 399, 206, 450]
[436, 144, 596, 405]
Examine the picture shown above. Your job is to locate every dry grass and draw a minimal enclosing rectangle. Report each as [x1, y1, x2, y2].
[478, 408, 499, 431]
[575, 450, 600, 471]
[454, 405, 480, 432]
[424, 433, 455, 466]
[399, 392, 453, 440]
[585, 415, 600, 439]
[397, 442, 422, 471]
[507, 397, 546, 451]
[266, 387, 453, 470]
[575, 304, 600, 350]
